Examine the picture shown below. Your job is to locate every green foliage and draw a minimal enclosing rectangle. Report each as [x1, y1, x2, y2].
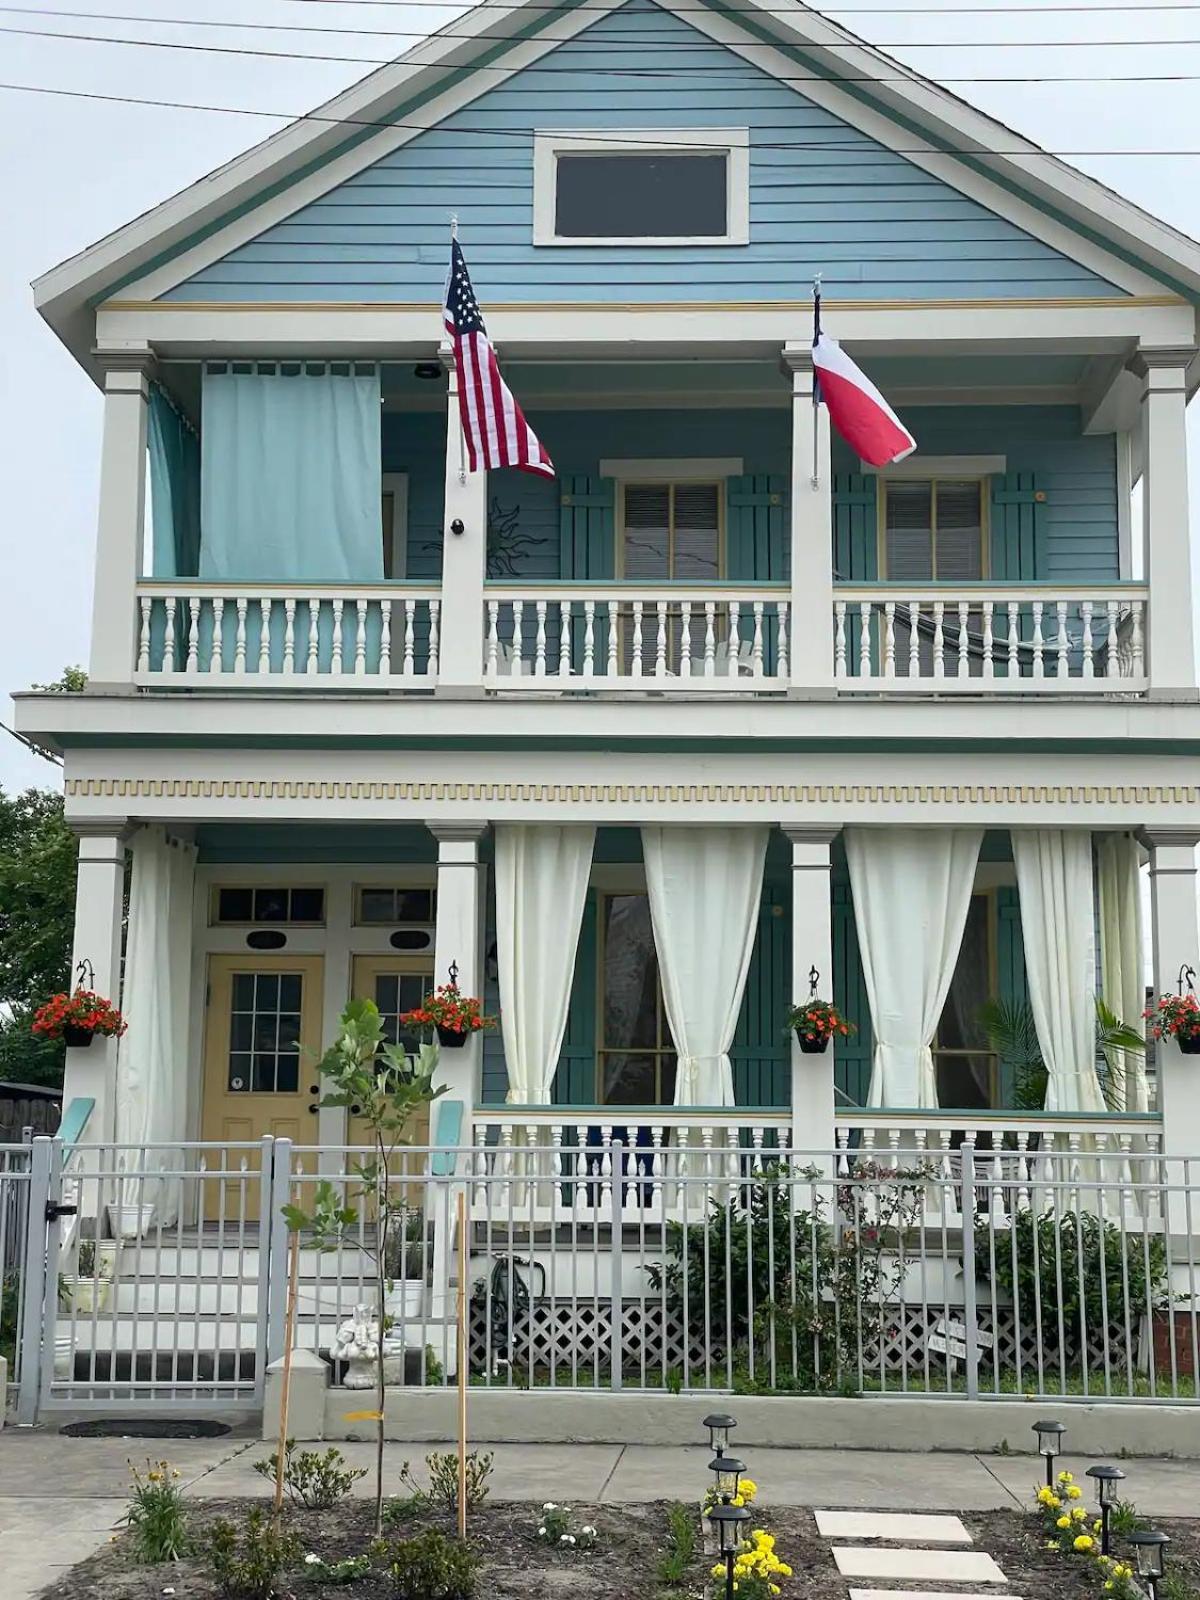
[975, 1209, 1168, 1339]
[387, 1529, 478, 1600]
[656, 1502, 696, 1586]
[664, 1366, 683, 1396]
[398, 1450, 493, 1514]
[31, 666, 87, 693]
[280, 1179, 357, 1242]
[252, 1442, 367, 1509]
[123, 1459, 189, 1564]
[300, 1551, 372, 1585]
[1106, 1499, 1148, 1536]
[978, 996, 1146, 1113]
[0, 787, 78, 1086]
[205, 1508, 301, 1600]
[0, 1271, 18, 1369]
[1161, 1567, 1200, 1600]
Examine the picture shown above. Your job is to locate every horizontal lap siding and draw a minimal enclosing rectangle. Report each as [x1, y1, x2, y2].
[166, 0, 1124, 304]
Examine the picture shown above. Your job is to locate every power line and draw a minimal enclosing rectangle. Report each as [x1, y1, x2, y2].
[7, 76, 1200, 153]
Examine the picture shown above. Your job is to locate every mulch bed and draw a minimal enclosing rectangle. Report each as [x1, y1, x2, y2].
[34, 1497, 1200, 1600]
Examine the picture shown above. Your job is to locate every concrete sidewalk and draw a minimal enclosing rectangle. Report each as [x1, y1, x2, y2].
[2, 1432, 1197, 1598]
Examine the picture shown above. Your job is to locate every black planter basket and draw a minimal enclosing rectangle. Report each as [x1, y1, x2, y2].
[795, 1029, 830, 1055]
[436, 1025, 469, 1050]
[1179, 1033, 1200, 1056]
[62, 1026, 95, 1049]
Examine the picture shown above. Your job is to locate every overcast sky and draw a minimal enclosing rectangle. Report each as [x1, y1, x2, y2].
[3, 0, 1200, 792]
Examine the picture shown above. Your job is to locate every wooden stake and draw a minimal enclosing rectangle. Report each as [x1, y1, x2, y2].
[456, 1187, 468, 1540]
[272, 1227, 301, 1525]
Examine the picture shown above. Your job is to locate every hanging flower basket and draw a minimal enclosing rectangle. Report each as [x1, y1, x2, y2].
[1144, 991, 1200, 1054]
[785, 997, 854, 1055]
[32, 988, 127, 1046]
[400, 982, 496, 1049]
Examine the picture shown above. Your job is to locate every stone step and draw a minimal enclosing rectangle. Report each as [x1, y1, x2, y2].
[816, 1511, 972, 1544]
[833, 1548, 1008, 1585]
[850, 1593, 1024, 1600]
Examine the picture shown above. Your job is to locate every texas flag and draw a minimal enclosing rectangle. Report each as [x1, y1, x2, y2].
[812, 293, 915, 468]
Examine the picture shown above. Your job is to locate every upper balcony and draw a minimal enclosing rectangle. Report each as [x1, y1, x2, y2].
[87, 348, 1194, 705]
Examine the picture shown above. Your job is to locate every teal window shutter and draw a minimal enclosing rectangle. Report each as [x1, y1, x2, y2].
[559, 475, 615, 580]
[553, 891, 598, 1106]
[726, 474, 789, 581]
[990, 471, 1043, 580]
[832, 473, 878, 582]
[832, 872, 873, 1109]
[731, 883, 790, 1109]
[995, 885, 1031, 1108]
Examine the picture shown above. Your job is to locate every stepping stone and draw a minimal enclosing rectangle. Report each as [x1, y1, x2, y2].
[833, 1548, 1008, 1585]
[816, 1511, 972, 1544]
[851, 1593, 1024, 1600]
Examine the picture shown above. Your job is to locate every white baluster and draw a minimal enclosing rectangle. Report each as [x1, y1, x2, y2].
[137, 595, 151, 674]
[728, 601, 741, 676]
[1080, 600, 1094, 679]
[330, 599, 344, 675]
[751, 601, 764, 678]
[1105, 599, 1120, 678]
[558, 600, 571, 677]
[606, 601, 619, 679]
[1007, 601, 1019, 680]
[259, 598, 272, 674]
[355, 598, 368, 675]
[858, 601, 871, 678]
[534, 601, 547, 677]
[883, 601, 896, 678]
[486, 601, 499, 677]
[512, 599, 524, 673]
[163, 596, 177, 672]
[283, 598, 296, 675]
[982, 600, 994, 680]
[932, 601, 945, 678]
[1031, 600, 1045, 678]
[211, 596, 224, 673]
[427, 598, 440, 678]
[234, 597, 247, 674]
[834, 600, 847, 677]
[1131, 602, 1145, 678]
[583, 601, 596, 680]
[403, 599, 416, 676]
[654, 601, 668, 677]
[631, 601, 644, 677]
[908, 600, 921, 678]
[680, 601, 693, 677]
[704, 602, 716, 676]
[777, 600, 789, 678]
[379, 599, 392, 676]
[957, 601, 970, 678]
[1055, 599, 1069, 677]
[186, 597, 200, 673]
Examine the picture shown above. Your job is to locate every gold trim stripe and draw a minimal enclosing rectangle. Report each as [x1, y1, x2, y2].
[64, 778, 1200, 805]
[102, 295, 1186, 314]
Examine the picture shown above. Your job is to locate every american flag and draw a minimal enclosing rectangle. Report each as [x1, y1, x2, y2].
[443, 239, 554, 478]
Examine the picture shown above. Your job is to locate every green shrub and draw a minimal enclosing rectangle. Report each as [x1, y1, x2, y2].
[123, 1459, 189, 1563]
[253, 1441, 366, 1509]
[656, 1501, 696, 1586]
[398, 1450, 493, 1514]
[300, 1551, 373, 1585]
[388, 1529, 478, 1599]
[205, 1508, 301, 1600]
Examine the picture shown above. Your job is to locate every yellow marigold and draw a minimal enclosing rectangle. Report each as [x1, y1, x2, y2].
[1072, 1508, 1088, 1522]
[1037, 1487, 1056, 1505]
[1066, 1486, 1083, 1500]
[1059, 1471, 1074, 1484]
[1094, 1520, 1103, 1533]
[1056, 1517, 1071, 1530]
[1105, 1582, 1115, 1591]
[1074, 1535, 1094, 1552]
[712, 1565, 726, 1580]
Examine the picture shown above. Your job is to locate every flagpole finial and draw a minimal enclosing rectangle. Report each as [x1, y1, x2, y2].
[450, 213, 458, 241]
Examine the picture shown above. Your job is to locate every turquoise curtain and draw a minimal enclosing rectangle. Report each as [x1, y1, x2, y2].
[199, 364, 383, 581]
[147, 384, 200, 577]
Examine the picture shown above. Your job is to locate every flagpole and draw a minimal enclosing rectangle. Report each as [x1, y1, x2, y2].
[450, 213, 467, 485]
[811, 273, 822, 490]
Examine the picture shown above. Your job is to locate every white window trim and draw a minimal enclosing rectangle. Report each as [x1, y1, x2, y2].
[382, 471, 408, 580]
[863, 454, 1006, 479]
[600, 456, 743, 480]
[533, 128, 750, 247]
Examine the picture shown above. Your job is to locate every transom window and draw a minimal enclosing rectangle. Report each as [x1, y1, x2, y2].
[620, 482, 722, 580]
[598, 893, 676, 1105]
[227, 971, 303, 1094]
[355, 887, 435, 926]
[214, 886, 325, 926]
[882, 478, 986, 582]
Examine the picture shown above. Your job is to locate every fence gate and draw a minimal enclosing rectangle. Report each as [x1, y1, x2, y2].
[18, 1136, 281, 1423]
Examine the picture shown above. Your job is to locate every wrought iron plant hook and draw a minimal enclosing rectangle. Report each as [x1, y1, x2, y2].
[1179, 963, 1196, 996]
[75, 957, 95, 990]
[808, 965, 820, 1000]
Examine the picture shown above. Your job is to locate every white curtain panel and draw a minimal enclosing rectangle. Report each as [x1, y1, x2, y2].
[844, 826, 984, 1108]
[495, 824, 596, 1105]
[116, 827, 198, 1223]
[641, 825, 769, 1107]
[1097, 830, 1149, 1113]
[1013, 829, 1106, 1114]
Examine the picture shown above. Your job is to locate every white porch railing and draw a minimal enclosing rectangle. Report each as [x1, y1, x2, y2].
[834, 584, 1148, 692]
[133, 582, 441, 685]
[483, 585, 791, 689]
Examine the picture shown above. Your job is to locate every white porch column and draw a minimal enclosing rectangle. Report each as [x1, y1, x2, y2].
[427, 822, 488, 1111]
[66, 824, 129, 1143]
[781, 344, 834, 693]
[89, 354, 152, 690]
[1143, 828, 1200, 1160]
[784, 826, 840, 1159]
[1139, 347, 1198, 696]
[437, 350, 488, 691]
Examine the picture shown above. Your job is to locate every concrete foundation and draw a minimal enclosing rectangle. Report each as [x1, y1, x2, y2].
[318, 1387, 1200, 1458]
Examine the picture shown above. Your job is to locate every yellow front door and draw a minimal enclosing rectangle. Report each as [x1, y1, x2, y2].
[347, 955, 435, 1159]
[201, 956, 325, 1216]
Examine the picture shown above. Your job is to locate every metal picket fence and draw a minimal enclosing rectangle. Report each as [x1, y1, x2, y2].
[7, 1133, 1200, 1423]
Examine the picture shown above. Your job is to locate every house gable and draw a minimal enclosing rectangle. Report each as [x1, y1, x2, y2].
[160, 0, 1130, 306]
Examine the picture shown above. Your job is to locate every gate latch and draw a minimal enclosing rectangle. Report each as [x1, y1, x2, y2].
[44, 1201, 78, 1222]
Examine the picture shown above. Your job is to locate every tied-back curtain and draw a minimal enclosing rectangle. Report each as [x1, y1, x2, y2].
[1013, 829, 1106, 1114]
[116, 827, 198, 1224]
[147, 383, 200, 578]
[844, 826, 984, 1108]
[199, 364, 383, 581]
[1097, 830, 1149, 1113]
[641, 825, 769, 1107]
[495, 824, 595, 1105]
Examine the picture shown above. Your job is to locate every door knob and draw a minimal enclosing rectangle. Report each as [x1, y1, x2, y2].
[350, 1104, 362, 1115]
[307, 1105, 318, 1115]
[308, 1084, 320, 1095]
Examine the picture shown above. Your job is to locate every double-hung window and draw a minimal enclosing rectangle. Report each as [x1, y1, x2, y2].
[882, 478, 986, 582]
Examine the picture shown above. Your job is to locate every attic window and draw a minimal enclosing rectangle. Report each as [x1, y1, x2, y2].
[534, 129, 749, 246]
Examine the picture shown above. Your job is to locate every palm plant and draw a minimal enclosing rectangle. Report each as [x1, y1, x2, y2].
[977, 996, 1145, 1112]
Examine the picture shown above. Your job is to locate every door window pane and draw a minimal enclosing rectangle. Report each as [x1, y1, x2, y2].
[934, 895, 997, 1107]
[373, 971, 430, 1054]
[226, 970, 305, 1094]
[599, 894, 675, 1104]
